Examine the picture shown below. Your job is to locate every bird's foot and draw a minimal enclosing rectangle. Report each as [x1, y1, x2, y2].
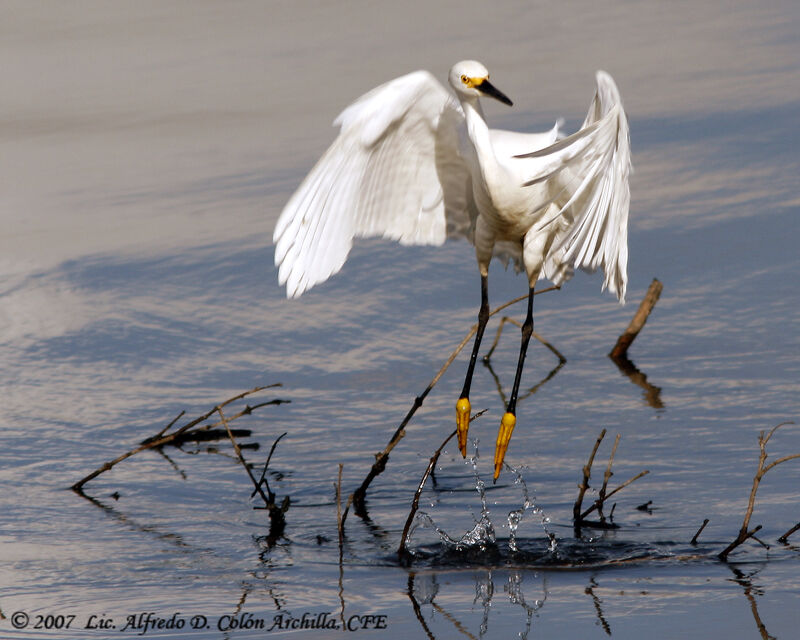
[493, 412, 516, 480]
[456, 397, 471, 457]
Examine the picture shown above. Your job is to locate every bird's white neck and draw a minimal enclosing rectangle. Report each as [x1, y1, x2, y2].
[460, 98, 502, 188]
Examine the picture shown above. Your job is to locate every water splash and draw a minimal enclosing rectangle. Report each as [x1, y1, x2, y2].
[407, 442, 563, 557]
[460, 449, 497, 551]
[505, 464, 557, 554]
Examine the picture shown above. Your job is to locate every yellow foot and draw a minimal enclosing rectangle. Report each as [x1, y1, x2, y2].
[456, 397, 471, 457]
[494, 412, 516, 480]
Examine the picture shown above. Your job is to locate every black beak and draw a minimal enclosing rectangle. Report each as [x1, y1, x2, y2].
[478, 79, 513, 106]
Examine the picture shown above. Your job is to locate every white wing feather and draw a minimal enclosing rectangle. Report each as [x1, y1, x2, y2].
[275, 68, 629, 302]
[519, 71, 631, 302]
[273, 71, 470, 298]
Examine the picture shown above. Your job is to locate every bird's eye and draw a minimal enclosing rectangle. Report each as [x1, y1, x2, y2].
[461, 74, 468, 84]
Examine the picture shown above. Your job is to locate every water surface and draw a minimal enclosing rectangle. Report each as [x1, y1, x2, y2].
[1, 1, 799, 638]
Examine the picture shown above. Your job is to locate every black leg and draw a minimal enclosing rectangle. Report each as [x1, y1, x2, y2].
[494, 286, 534, 479]
[456, 274, 489, 456]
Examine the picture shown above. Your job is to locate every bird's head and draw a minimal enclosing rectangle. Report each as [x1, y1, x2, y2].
[448, 60, 513, 106]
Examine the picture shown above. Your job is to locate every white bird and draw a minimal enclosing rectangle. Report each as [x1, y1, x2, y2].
[274, 61, 631, 480]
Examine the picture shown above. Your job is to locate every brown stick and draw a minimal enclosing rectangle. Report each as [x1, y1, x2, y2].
[719, 525, 763, 561]
[219, 407, 273, 508]
[347, 286, 560, 516]
[71, 385, 282, 492]
[599, 434, 621, 505]
[691, 519, 710, 545]
[336, 464, 345, 548]
[221, 407, 289, 546]
[609, 278, 663, 359]
[397, 429, 458, 559]
[252, 432, 287, 501]
[719, 422, 798, 560]
[573, 429, 606, 524]
[778, 521, 800, 544]
[580, 470, 650, 521]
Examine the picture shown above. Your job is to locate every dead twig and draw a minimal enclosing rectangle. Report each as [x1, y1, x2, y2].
[346, 287, 560, 518]
[598, 434, 621, 510]
[718, 422, 799, 560]
[397, 409, 487, 559]
[220, 407, 289, 545]
[580, 471, 649, 521]
[574, 430, 649, 530]
[72, 385, 285, 491]
[252, 431, 287, 501]
[219, 407, 271, 506]
[153, 410, 186, 440]
[336, 464, 345, 549]
[609, 278, 662, 359]
[691, 519, 710, 545]
[573, 429, 607, 525]
[397, 430, 458, 559]
[778, 521, 800, 544]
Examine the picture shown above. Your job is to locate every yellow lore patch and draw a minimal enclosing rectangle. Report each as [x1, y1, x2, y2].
[461, 75, 486, 89]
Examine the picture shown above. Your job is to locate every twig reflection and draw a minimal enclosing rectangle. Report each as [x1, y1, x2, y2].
[483, 357, 566, 408]
[407, 573, 437, 639]
[609, 352, 664, 409]
[154, 447, 188, 480]
[72, 488, 191, 549]
[585, 576, 612, 635]
[482, 315, 566, 408]
[728, 567, 775, 640]
[407, 569, 547, 639]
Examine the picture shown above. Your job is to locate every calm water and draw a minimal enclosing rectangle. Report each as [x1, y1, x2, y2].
[2, 1, 799, 638]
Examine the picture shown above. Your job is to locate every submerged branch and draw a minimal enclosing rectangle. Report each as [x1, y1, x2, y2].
[71, 385, 286, 492]
[573, 429, 607, 525]
[574, 430, 649, 531]
[719, 422, 798, 561]
[397, 430, 458, 560]
[609, 278, 662, 359]
[691, 519, 710, 545]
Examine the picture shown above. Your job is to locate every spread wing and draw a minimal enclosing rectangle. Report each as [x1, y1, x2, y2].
[273, 70, 472, 298]
[518, 71, 631, 302]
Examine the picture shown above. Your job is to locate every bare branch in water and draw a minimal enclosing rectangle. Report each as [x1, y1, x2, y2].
[252, 432, 287, 501]
[580, 471, 650, 522]
[71, 385, 286, 492]
[574, 430, 649, 531]
[220, 407, 289, 546]
[609, 278, 662, 359]
[691, 519, 710, 545]
[719, 422, 798, 561]
[336, 464, 345, 549]
[573, 429, 607, 526]
[778, 521, 800, 544]
[398, 410, 487, 559]
[397, 430, 457, 560]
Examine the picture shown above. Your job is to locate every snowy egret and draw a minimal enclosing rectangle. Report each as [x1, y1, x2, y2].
[274, 61, 631, 480]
